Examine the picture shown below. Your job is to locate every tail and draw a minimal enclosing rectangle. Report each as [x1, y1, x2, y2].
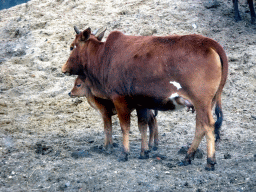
[154, 110, 158, 117]
[210, 39, 228, 142]
[214, 99, 223, 142]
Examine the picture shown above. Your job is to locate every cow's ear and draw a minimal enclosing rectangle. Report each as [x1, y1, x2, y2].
[81, 27, 91, 41]
[96, 27, 107, 41]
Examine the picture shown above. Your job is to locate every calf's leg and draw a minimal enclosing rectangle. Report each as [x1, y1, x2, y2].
[102, 113, 113, 150]
[137, 108, 150, 159]
[148, 110, 159, 151]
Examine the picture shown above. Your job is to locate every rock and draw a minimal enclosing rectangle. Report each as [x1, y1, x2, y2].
[35, 142, 53, 155]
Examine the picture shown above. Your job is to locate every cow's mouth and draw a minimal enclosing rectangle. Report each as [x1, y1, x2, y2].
[68, 92, 76, 98]
[63, 71, 71, 76]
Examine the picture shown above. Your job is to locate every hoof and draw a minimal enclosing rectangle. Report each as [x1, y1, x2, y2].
[118, 152, 128, 162]
[149, 145, 158, 151]
[205, 157, 216, 171]
[178, 159, 191, 166]
[104, 144, 113, 152]
[139, 150, 150, 159]
[178, 150, 195, 166]
[205, 166, 215, 171]
[113, 143, 119, 148]
[152, 146, 158, 151]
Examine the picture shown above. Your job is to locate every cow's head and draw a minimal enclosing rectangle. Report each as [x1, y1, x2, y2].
[69, 75, 88, 97]
[62, 26, 106, 76]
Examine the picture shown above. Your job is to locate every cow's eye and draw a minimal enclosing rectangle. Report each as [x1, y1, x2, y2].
[76, 84, 81, 87]
[70, 45, 76, 51]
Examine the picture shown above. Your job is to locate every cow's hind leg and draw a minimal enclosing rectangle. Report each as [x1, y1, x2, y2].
[248, 0, 256, 24]
[180, 106, 216, 171]
[112, 96, 131, 162]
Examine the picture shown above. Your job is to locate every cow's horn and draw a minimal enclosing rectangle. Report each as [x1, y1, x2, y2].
[74, 26, 80, 34]
[92, 29, 99, 36]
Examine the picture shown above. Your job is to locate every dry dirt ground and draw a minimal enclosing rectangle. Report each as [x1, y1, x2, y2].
[0, 0, 256, 191]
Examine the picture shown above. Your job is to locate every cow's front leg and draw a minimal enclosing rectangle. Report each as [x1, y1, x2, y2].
[112, 96, 131, 162]
[137, 108, 150, 159]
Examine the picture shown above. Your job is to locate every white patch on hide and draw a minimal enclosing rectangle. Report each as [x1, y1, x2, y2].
[170, 93, 179, 99]
[168, 92, 185, 110]
[170, 81, 182, 90]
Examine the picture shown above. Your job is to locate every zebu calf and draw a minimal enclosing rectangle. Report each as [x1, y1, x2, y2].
[69, 75, 159, 157]
[62, 27, 228, 170]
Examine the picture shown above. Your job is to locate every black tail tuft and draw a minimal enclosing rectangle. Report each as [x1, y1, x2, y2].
[154, 110, 158, 117]
[214, 105, 223, 142]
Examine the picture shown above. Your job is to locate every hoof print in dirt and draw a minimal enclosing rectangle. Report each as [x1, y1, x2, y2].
[90, 145, 104, 153]
[71, 150, 91, 159]
[166, 163, 176, 169]
[118, 152, 128, 162]
[35, 143, 53, 155]
[224, 153, 231, 159]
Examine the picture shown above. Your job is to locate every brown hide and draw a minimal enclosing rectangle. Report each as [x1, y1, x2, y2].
[62, 28, 228, 170]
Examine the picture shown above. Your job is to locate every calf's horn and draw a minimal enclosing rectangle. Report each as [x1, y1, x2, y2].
[74, 26, 80, 34]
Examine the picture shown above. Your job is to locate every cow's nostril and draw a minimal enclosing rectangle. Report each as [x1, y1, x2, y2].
[68, 92, 71, 97]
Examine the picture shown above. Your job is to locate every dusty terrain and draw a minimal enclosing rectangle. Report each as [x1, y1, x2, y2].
[0, 0, 256, 191]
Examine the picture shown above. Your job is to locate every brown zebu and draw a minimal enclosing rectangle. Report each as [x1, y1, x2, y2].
[62, 27, 228, 170]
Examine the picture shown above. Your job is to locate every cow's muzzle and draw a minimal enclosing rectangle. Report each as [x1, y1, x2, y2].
[68, 92, 75, 98]
[61, 64, 71, 76]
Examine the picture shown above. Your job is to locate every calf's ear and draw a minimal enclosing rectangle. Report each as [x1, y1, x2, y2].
[81, 27, 91, 41]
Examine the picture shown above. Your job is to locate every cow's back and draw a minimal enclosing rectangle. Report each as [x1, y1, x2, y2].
[102, 34, 223, 100]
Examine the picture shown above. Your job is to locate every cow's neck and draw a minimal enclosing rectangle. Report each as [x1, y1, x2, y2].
[85, 41, 109, 99]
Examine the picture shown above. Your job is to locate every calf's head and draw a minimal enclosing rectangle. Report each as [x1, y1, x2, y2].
[61, 26, 106, 76]
[69, 76, 88, 98]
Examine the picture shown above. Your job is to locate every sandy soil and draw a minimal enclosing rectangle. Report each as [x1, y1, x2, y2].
[0, 0, 256, 191]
